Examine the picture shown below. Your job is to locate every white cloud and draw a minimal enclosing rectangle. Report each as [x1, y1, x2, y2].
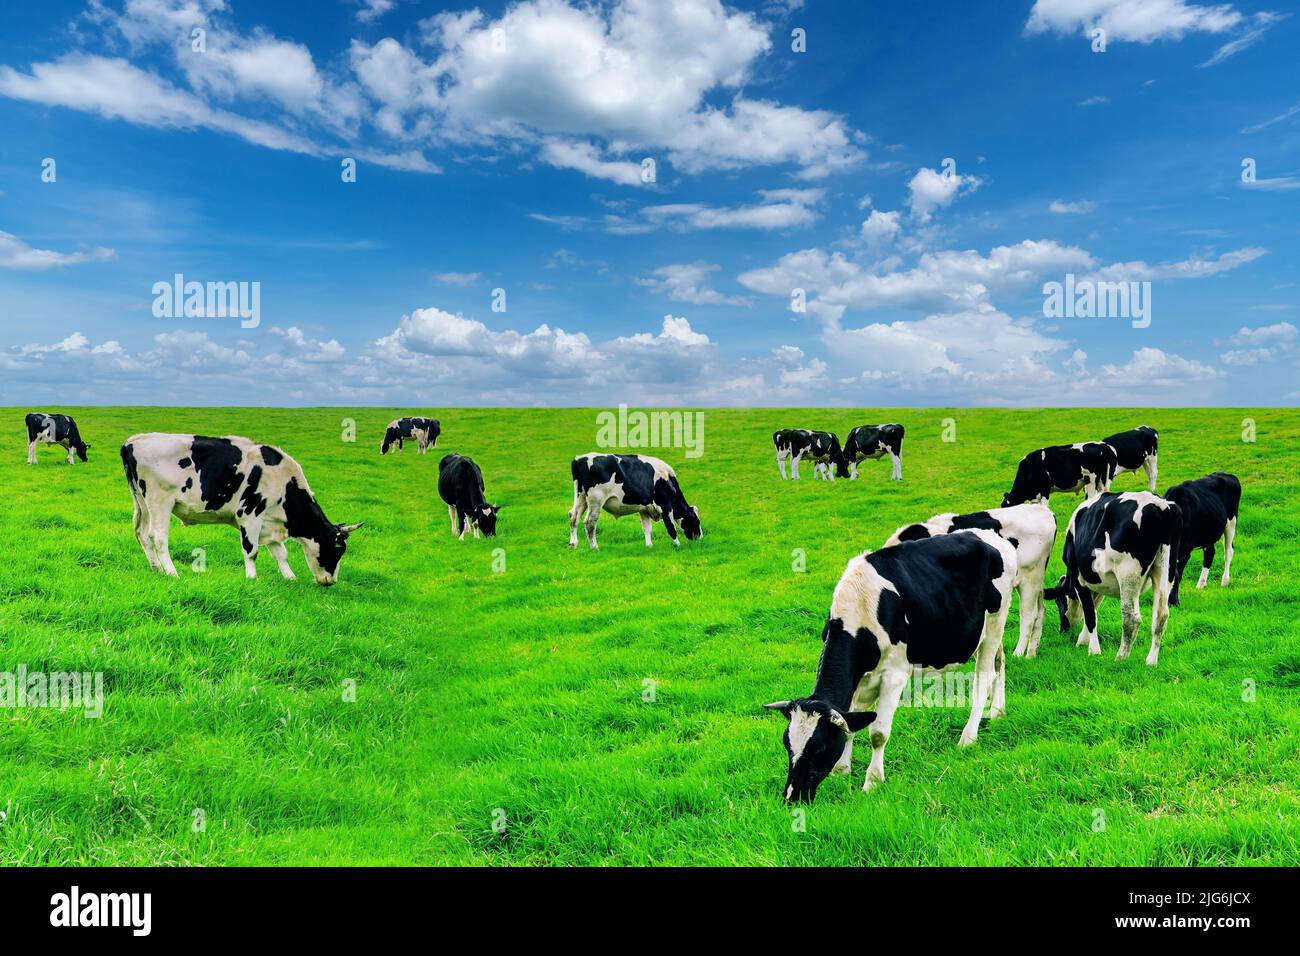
[1200, 12, 1286, 66]
[1079, 96, 1109, 107]
[432, 271, 482, 286]
[356, 0, 395, 23]
[0, 229, 116, 270]
[907, 167, 980, 221]
[1026, 0, 1244, 44]
[1050, 199, 1097, 214]
[1088, 247, 1267, 282]
[859, 209, 901, 245]
[1219, 321, 1298, 365]
[1096, 346, 1221, 385]
[540, 139, 648, 187]
[636, 262, 752, 305]
[541, 188, 826, 234]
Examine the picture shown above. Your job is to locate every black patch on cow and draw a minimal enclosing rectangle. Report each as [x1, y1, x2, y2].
[260, 445, 283, 466]
[867, 534, 1006, 669]
[240, 526, 254, 555]
[948, 512, 1002, 534]
[120, 442, 145, 497]
[1103, 426, 1158, 471]
[178, 457, 192, 468]
[895, 524, 931, 542]
[189, 436, 244, 512]
[237, 465, 268, 518]
[182, 477, 192, 492]
[572, 454, 655, 505]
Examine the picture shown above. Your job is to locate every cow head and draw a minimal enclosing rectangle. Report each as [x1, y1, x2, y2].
[765, 698, 875, 803]
[74, 440, 89, 462]
[680, 505, 703, 540]
[830, 437, 851, 479]
[1043, 575, 1080, 633]
[380, 428, 399, 455]
[301, 521, 365, 585]
[476, 504, 502, 537]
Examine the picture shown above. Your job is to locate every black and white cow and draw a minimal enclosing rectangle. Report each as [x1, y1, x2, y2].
[380, 417, 440, 455]
[26, 413, 88, 464]
[765, 529, 1018, 802]
[438, 453, 501, 540]
[1001, 441, 1117, 507]
[568, 453, 702, 550]
[844, 423, 904, 481]
[773, 429, 848, 480]
[1102, 425, 1159, 490]
[1044, 491, 1181, 665]
[885, 502, 1057, 658]
[1163, 472, 1241, 605]
[120, 433, 364, 585]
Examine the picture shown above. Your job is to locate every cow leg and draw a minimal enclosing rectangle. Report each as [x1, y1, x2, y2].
[132, 496, 160, 570]
[835, 674, 882, 776]
[1196, 543, 1215, 589]
[849, 460, 858, 480]
[583, 494, 603, 550]
[890, 452, 902, 481]
[863, 667, 907, 792]
[961, 602, 1009, 744]
[1115, 576, 1142, 661]
[1077, 588, 1101, 654]
[472, 519, 481, 540]
[27, 440, 37, 464]
[457, 509, 468, 541]
[1013, 570, 1046, 657]
[568, 482, 585, 548]
[1144, 454, 1158, 491]
[146, 503, 179, 577]
[448, 504, 458, 536]
[268, 541, 296, 579]
[791, 453, 802, 480]
[640, 513, 654, 548]
[660, 509, 681, 548]
[990, 643, 1007, 719]
[239, 520, 262, 578]
[66, 443, 75, 465]
[1147, 546, 1172, 666]
[776, 452, 788, 480]
[1221, 517, 1236, 587]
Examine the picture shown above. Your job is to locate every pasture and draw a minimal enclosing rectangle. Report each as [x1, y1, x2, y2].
[0, 407, 1297, 865]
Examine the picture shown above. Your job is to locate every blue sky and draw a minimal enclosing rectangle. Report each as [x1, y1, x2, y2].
[0, 0, 1296, 406]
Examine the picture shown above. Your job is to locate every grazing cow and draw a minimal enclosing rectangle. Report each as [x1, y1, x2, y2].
[568, 453, 701, 550]
[1044, 491, 1181, 665]
[1163, 472, 1241, 605]
[26, 413, 88, 464]
[1102, 425, 1159, 490]
[773, 428, 848, 480]
[885, 502, 1056, 658]
[844, 423, 904, 481]
[1001, 441, 1117, 507]
[438, 453, 501, 540]
[380, 417, 440, 455]
[120, 433, 363, 585]
[765, 529, 1017, 802]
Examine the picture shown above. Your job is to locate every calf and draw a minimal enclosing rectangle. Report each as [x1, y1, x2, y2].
[120, 433, 364, 585]
[26, 413, 88, 464]
[844, 423, 904, 481]
[766, 529, 1017, 802]
[885, 502, 1056, 658]
[438, 453, 501, 540]
[380, 417, 440, 455]
[1001, 441, 1117, 507]
[773, 428, 848, 480]
[1163, 472, 1241, 605]
[1044, 492, 1181, 665]
[1102, 425, 1159, 490]
[568, 453, 701, 550]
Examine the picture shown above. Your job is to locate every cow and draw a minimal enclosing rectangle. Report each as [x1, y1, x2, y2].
[1001, 441, 1117, 507]
[568, 453, 701, 550]
[773, 428, 848, 480]
[438, 453, 501, 540]
[26, 413, 88, 464]
[765, 529, 1018, 803]
[1044, 491, 1181, 666]
[1102, 425, 1159, 490]
[380, 417, 440, 455]
[844, 423, 904, 481]
[885, 502, 1056, 658]
[1163, 472, 1241, 606]
[120, 433, 364, 585]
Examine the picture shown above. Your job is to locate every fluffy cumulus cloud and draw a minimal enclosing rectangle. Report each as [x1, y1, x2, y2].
[907, 167, 981, 221]
[635, 262, 752, 306]
[1219, 321, 1298, 365]
[0, 0, 864, 182]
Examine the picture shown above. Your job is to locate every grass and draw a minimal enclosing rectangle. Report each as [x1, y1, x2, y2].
[0, 406, 1297, 866]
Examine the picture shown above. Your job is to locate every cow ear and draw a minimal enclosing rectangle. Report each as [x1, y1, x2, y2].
[763, 700, 792, 715]
[338, 521, 365, 535]
[842, 711, 876, 733]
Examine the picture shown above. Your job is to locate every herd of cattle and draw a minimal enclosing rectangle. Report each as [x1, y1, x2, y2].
[25, 412, 1242, 803]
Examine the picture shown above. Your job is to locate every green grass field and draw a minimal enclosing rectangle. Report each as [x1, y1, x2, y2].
[1, 407, 1297, 865]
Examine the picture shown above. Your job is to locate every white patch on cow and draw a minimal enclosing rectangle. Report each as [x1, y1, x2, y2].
[787, 707, 822, 767]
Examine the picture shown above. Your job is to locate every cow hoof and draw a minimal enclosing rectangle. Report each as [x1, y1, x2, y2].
[1221, 576, 1230, 587]
[1088, 646, 1101, 656]
[1145, 653, 1160, 667]
[862, 771, 884, 792]
[958, 730, 978, 748]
